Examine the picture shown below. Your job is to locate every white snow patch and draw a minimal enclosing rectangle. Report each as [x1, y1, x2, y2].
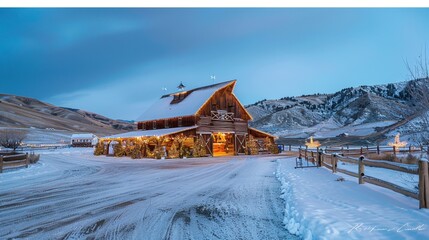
[276, 158, 429, 240]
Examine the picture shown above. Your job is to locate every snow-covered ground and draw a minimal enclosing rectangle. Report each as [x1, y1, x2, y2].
[276, 158, 429, 240]
[0, 149, 296, 239]
[2, 150, 428, 239]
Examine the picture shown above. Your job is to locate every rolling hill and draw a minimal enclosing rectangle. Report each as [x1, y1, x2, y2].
[0, 94, 135, 136]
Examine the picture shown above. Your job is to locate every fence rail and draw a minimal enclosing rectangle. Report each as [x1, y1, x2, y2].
[0, 153, 29, 173]
[284, 144, 429, 156]
[291, 147, 429, 209]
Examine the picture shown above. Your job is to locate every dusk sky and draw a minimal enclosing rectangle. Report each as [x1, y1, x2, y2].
[2, 8, 429, 120]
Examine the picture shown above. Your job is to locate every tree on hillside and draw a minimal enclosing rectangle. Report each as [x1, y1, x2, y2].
[404, 48, 429, 146]
[0, 129, 27, 152]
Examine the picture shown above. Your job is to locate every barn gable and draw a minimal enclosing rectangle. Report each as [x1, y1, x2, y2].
[136, 80, 252, 122]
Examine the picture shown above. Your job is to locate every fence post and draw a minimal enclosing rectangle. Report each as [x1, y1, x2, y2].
[377, 144, 380, 155]
[393, 146, 396, 155]
[321, 153, 325, 166]
[305, 147, 308, 159]
[318, 148, 323, 167]
[316, 147, 319, 165]
[409, 145, 412, 153]
[360, 147, 363, 155]
[25, 153, 29, 168]
[289, 145, 291, 151]
[358, 155, 365, 184]
[0, 155, 3, 173]
[418, 159, 429, 209]
[332, 154, 337, 173]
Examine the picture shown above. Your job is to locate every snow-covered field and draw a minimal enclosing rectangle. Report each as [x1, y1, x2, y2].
[0, 149, 296, 239]
[276, 158, 429, 240]
[274, 120, 396, 139]
[1, 149, 428, 240]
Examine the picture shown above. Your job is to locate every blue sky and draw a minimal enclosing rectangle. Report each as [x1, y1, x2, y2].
[1, 8, 429, 120]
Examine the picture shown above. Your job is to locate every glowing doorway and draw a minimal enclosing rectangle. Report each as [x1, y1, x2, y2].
[213, 132, 234, 157]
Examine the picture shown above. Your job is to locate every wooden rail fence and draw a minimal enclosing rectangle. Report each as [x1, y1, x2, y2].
[0, 153, 29, 173]
[287, 144, 429, 157]
[294, 148, 429, 209]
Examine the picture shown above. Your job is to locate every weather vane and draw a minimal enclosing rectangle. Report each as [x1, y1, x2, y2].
[177, 81, 186, 91]
[210, 74, 216, 83]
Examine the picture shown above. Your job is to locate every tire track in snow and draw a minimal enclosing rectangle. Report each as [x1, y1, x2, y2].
[0, 152, 297, 239]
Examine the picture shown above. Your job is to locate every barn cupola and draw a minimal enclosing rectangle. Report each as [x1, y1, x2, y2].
[177, 81, 186, 91]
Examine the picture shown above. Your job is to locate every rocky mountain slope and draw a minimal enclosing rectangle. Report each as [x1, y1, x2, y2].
[246, 78, 429, 144]
[0, 94, 135, 136]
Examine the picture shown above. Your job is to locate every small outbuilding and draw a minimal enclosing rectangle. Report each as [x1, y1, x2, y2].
[71, 133, 98, 147]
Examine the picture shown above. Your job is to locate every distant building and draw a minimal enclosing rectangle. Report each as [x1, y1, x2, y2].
[71, 133, 98, 147]
[100, 80, 275, 157]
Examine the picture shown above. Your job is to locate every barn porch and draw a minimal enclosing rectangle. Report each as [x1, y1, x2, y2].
[96, 126, 277, 159]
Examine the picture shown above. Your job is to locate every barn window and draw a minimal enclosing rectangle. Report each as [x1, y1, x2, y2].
[165, 119, 169, 128]
[170, 91, 191, 104]
[178, 117, 182, 127]
[153, 121, 157, 129]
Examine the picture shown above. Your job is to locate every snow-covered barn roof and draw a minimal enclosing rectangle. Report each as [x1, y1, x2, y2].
[136, 80, 239, 122]
[71, 133, 96, 139]
[248, 127, 277, 139]
[103, 126, 198, 139]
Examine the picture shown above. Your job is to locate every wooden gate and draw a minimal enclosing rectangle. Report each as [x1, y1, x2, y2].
[235, 134, 247, 155]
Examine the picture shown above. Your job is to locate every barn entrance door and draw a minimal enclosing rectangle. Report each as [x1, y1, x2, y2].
[212, 132, 234, 157]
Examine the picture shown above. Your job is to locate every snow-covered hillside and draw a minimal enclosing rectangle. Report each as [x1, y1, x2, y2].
[247, 78, 429, 144]
[0, 94, 135, 135]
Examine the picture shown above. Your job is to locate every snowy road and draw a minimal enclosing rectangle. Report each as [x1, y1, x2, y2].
[0, 150, 297, 239]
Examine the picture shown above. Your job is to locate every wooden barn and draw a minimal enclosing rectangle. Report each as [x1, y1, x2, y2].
[96, 80, 276, 158]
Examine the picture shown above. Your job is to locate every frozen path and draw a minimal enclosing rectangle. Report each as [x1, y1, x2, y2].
[0, 150, 297, 239]
[276, 157, 429, 240]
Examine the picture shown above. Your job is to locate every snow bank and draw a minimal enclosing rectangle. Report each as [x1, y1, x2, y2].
[276, 157, 429, 240]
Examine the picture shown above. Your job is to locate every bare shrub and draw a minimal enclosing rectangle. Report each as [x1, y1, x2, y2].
[367, 153, 397, 162]
[404, 49, 429, 147]
[0, 129, 27, 152]
[335, 177, 345, 182]
[403, 153, 419, 164]
[28, 153, 40, 164]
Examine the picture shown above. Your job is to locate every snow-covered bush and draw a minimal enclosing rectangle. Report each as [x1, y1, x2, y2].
[130, 142, 144, 159]
[192, 137, 206, 157]
[114, 141, 125, 157]
[264, 137, 279, 154]
[168, 142, 179, 158]
[93, 141, 105, 155]
[247, 135, 259, 155]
